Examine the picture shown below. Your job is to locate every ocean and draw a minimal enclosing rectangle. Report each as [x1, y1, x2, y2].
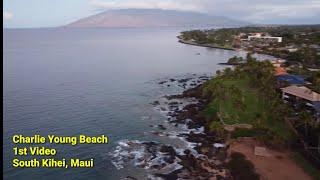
[3, 27, 274, 180]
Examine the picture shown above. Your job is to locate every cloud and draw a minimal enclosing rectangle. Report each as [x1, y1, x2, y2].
[88, 0, 202, 12]
[3, 11, 13, 21]
[88, 0, 320, 24]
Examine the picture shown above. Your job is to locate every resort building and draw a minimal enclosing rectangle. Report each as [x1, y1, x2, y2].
[248, 33, 283, 43]
[281, 85, 320, 116]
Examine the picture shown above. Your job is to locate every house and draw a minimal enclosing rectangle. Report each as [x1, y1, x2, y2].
[309, 44, 320, 50]
[274, 67, 288, 76]
[276, 74, 305, 86]
[287, 48, 298, 52]
[281, 85, 320, 115]
[271, 59, 286, 67]
[284, 45, 299, 52]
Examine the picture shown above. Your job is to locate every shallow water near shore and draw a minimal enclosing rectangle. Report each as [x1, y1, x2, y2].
[3, 27, 275, 180]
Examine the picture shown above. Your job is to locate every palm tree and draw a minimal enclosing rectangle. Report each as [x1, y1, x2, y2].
[223, 67, 233, 77]
[296, 111, 314, 137]
[229, 85, 246, 112]
[211, 80, 228, 113]
[216, 70, 222, 77]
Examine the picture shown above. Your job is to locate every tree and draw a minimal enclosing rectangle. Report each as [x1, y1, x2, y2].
[297, 111, 314, 138]
[223, 67, 233, 77]
[210, 121, 224, 136]
[229, 85, 246, 112]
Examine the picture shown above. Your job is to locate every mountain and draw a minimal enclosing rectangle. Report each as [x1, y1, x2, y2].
[66, 9, 249, 28]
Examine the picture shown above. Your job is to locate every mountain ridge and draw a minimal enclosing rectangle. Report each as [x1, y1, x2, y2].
[66, 9, 250, 28]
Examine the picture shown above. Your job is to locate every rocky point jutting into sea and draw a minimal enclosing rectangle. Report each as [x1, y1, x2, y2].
[110, 74, 230, 180]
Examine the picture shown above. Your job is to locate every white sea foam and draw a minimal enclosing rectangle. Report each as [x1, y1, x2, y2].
[110, 139, 184, 174]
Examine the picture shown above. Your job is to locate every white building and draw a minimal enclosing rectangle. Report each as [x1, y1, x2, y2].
[248, 34, 283, 43]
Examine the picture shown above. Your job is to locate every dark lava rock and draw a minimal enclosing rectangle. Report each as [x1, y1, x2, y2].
[152, 75, 231, 179]
[160, 145, 177, 164]
[168, 101, 179, 105]
[182, 85, 203, 98]
[160, 107, 167, 111]
[125, 176, 138, 180]
[158, 125, 166, 130]
[165, 94, 184, 100]
[151, 164, 166, 170]
[142, 141, 158, 146]
[160, 145, 177, 157]
[178, 78, 192, 83]
[178, 153, 198, 171]
[151, 100, 160, 105]
[184, 149, 191, 155]
[159, 81, 167, 84]
[154, 169, 181, 180]
[199, 75, 209, 79]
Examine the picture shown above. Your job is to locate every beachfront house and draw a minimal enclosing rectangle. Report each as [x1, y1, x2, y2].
[274, 67, 287, 76]
[271, 59, 286, 68]
[281, 85, 320, 117]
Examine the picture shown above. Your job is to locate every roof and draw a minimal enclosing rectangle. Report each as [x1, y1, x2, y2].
[274, 67, 287, 76]
[276, 74, 305, 85]
[313, 102, 320, 112]
[281, 85, 320, 102]
[271, 59, 286, 64]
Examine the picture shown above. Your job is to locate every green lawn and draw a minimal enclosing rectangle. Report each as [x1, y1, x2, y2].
[204, 77, 291, 139]
[204, 78, 263, 124]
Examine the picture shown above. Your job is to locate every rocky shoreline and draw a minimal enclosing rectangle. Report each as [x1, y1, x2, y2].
[153, 77, 229, 179]
[110, 75, 231, 180]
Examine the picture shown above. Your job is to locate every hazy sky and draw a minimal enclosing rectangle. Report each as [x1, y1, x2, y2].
[3, 0, 320, 28]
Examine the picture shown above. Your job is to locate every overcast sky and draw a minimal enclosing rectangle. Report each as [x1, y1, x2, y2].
[3, 0, 320, 28]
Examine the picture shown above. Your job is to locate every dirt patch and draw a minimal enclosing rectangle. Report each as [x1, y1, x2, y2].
[228, 138, 312, 180]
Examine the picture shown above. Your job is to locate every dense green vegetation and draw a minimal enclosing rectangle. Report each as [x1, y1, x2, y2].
[285, 47, 320, 68]
[180, 29, 235, 48]
[181, 25, 320, 178]
[310, 71, 320, 92]
[202, 55, 292, 143]
[181, 25, 320, 45]
[227, 56, 244, 64]
[180, 25, 320, 68]
[200, 54, 320, 177]
[180, 30, 209, 44]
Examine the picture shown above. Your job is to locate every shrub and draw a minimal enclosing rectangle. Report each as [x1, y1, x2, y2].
[227, 152, 260, 180]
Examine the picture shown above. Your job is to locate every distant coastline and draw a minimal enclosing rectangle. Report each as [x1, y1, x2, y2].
[177, 36, 236, 51]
